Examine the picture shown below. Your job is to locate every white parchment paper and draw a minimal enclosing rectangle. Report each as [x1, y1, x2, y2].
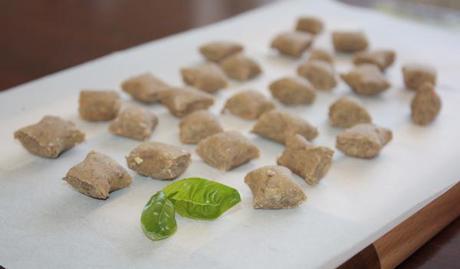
[1, 0, 459, 268]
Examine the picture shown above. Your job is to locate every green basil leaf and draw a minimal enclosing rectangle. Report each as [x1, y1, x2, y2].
[163, 177, 241, 220]
[140, 191, 177, 241]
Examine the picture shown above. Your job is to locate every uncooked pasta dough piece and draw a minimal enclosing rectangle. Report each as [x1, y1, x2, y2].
[179, 110, 223, 144]
[245, 165, 306, 209]
[121, 73, 170, 103]
[332, 31, 369, 53]
[196, 131, 260, 171]
[14, 115, 85, 158]
[411, 83, 441, 125]
[79, 90, 121, 121]
[341, 64, 390, 96]
[252, 110, 318, 144]
[64, 151, 132, 199]
[353, 49, 396, 71]
[270, 31, 313, 58]
[126, 142, 191, 180]
[402, 63, 437, 91]
[336, 123, 392, 159]
[269, 77, 316, 105]
[109, 105, 158, 141]
[160, 87, 214, 117]
[329, 96, 372, 128]
[297, 60, 337, 91]
[222, 90, 275, 120]
[181, 63, 227, 93]
[308, 49, 334, 64]
[277, 134, 334, 185]
[295, 16, 324, 35]
[199, 41, 243, 62]
[219, 53, 262, 81]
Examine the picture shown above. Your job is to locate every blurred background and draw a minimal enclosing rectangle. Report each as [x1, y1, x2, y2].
[0, 1, 458, 267]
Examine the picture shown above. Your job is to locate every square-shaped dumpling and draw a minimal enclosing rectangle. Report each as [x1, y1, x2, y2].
[14, 115, 85, 158]
[353, 50, 396, 71]
[298, 60, 337, 91]
[271, 31, 313, 58]
[64, 151, 132, 199]
[121, 73, 171, 103]
[179, 110, 223, 144]
[160, 87, 214, 117]
[126, 142, 191, 180]
[402, 64, 437, 91]
[181, 63, 227, 93]
[199, 41, 243, 62]
[222, 90, 275, 120]
[341, 64, 390, 95]
[269, 77, 316, 105]
[109, 105, 158, 141]
[79, 90, 121, 121]
[196, 131, 260, 171]
[220, 53, 262, 81]
[296, 16, 324, 35]
[332, 31, 369, 53]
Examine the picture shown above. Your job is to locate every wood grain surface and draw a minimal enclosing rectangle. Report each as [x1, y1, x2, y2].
[0, 1, 458, 268]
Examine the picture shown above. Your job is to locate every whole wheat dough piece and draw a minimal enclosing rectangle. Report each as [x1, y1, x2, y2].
[14, 115, 85, 158]
[121, 73, 171, 103]
[308, 49, 334, 64]
[336, 123, 392, 159]
[269, 77, 316, 105]
[353, 50, 396, 71]
[252, 110, 318, 144]
[222, 90, 275, 120]
[196, 131, 260, 171]
[179, 110, 224, 144]
[270, 31, 314, 58]
[79, 90, 121, 121]
[332, 31, 369, 53]
[160, 87, 214, 117]
[295, 16, 324, 35]
[109, 105, 158, 141]
[277, 134, 334, 185]
[402, 64, 437, 91]
[329, 96, 372, 128]
[220, 53, 262, 81]
[411, 83, 441, 125]
[64, 151, 132, 199]
[126, 142, 191, 180]
[298, 60, 337, 90]
[199, 41, 244, 62]
[245, 165, 306, 209]
[181, 63, 227, 93]
[341, 64, 390, 96]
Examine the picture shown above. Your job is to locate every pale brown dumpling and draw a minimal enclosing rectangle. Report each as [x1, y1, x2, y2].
[329, 96, 372, 128]
[295, 16, 324, 35]
[298, 60, 337, 91]
[308, 49, 334, 64]
[332, 31, 369, 53]
[402, 64, 437, 91]
[220, 53, 262, 81]
[341, 64, 390, 96]
[181, 63, 227, 93]
[269, 77, 316, 105]
[222, 90, 275, 120]
[109, 105, 158, 141]
[411, 83, 441, 125]
[353, 50, 396, 71]
[245, 165, 306, 209]
[271, 31, 314, 58]
[64, 151, 132, 199]
[79, 90, 121, 121]
[179, 110, 223, 144]
[121, 73, 170, 103]
[160, 87, 214, 117]
[199, 41, 243, 62]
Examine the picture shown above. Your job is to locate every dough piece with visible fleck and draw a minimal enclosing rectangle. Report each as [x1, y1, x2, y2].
[199, 41, 243, 62]
[277, 134, 334, 185]
[245, 165, 306, 209]
[196, 131, 260, 171]
[402, 64, 437, 91]
[329, 96, 372, 128]
[336, 123, 392, 159]
[222, 90, 275, 120]
[64, 151, 132, 199]
[160, 87, 214, 117]
[298, 60, 337, 90]
[79, 90, 121, 121]
[252, 110, 318, 144]
[269, 77, 316, 105]
[271, 31, 313, 58]
[181, 63, 227, 93]
[109, 105, 158, 141]
[332, 31, 369, 53]
[220, 53, 262, 81]
[121, 73, 170, 103]
[179, 110, 223, 144]
[14, 116, 85, 158]
[411, 83, 441, 125]
[341, 64, 390, 96]
[126, 142, 191, 180]
[309, 49, 334, 64]
[296, 16, 324, 35]
[353, 50, 396, 71]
